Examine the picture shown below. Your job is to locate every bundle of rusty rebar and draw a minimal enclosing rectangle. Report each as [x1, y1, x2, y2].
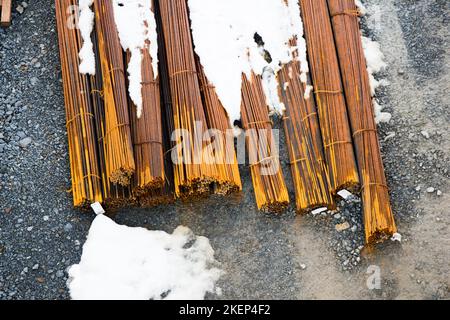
[125, 49, 165, 198]
[55, 0, 103, 208]
[157, 0, 226, 199]
[0, 0, 12, 27]
[241, 72, 289, 213]
[89, 28, 135, 209]
[55, 0, 396, 242]
[327, 0, 397, 243]
[93, 0, 135, 187]
[195, 56, 242, 195]
[278, 40, 335, 213]
[299, 0, 359, 194]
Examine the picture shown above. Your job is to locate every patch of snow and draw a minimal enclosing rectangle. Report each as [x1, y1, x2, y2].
[361, 35, 391, 124]
[78, 0, 96, 75]
[112, 0, 159, 118]
[262, 66, 284, 113]
[67, 215, 223, 300]
[188, 0, 307, 124]
[304, 85, 313, 100]
[373, 100, 392, 124]
[362, 36, 387, 90]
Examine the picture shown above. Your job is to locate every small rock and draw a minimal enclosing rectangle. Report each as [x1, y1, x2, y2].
[299, 264, 307, 270]
[16, 5, 24, 14]
[351, 225, 357, 232]
[426, 187, 435, 193]
[26, 226, 33, 232]
[334, 213, 341, 219]
[19, 137, 32, 148]
[64, 223, 73, 232]
[43, 215, 49, 221]
[335, 222, 350, 232]
[56, 270, 64, 278]
[22, 267, 28, 273]
[36, 277, 45, 284]
[17, 131, 26, 139]
[4, 207, 12, 214]
[421, 130, 430, 139]
[415, 186, 421, 192]
[436, 190, 442, 196]
[384, 132, 396, 141]
[32, 264, 39, 270]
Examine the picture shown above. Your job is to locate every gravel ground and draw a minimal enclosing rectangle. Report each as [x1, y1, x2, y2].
[0, 0, 449, 300]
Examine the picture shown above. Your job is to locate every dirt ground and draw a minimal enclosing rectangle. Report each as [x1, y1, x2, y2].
[288, 0, 450, 299]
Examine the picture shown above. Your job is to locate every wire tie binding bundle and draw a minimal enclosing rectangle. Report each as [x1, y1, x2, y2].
[72, 174, 102, 188]
[82, 174, 102, 181]
[134, 140, 163, 146]
[164, 145, 177, 159]
[141, 80, 159, 86]
[352, 128, 378, 137]
[301, 112, 318, 123]
[90, 89, 104, 98]
[290, 157, 308, 165]
[360, 182, 389, 192]
[324, 140, 352, 149]
[66, 112, 95, 127]
[169, 69, 197, 78]
[249, 156, 277, 168]
[330, 9, 361, 18]
[246, 120, 273, 127]
[98, 122, 130, 141]
[314, 89, 342, 94]
[107, 67, 126, 78]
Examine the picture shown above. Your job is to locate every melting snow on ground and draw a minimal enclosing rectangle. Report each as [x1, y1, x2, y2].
[358, 1, 392, 124]
[67, 215, 223, 300]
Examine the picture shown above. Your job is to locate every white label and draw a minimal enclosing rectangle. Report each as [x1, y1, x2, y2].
[90, 202, 105, 215]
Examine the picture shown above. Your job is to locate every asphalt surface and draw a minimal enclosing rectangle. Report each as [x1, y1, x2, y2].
[0, 0, 449, 299]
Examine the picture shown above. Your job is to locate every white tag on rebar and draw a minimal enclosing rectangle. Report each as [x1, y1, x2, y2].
[337, 189, 353, 200]
[91, 202, 105, 215]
